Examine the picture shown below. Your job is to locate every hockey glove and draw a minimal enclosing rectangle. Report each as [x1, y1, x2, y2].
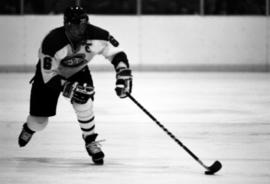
[115, 68, 132, 98]
[63, 82, 95, 104]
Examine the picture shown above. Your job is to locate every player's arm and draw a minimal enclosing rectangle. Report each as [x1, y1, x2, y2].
[38, 43, 66, 91]
[39, 49, 57, 80]
[100, 37, 132, 98]
[39, 47, 63, 84]
[37, 29, 68, 89]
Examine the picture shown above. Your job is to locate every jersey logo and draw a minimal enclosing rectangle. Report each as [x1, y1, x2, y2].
[60, 53, 87, 68]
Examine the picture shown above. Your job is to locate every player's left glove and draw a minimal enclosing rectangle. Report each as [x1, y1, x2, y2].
[115, 68, 132, 98]
[63, 81, 95, 104]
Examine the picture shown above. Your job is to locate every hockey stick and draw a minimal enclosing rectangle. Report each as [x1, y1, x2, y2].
[127, 93, 222, 175]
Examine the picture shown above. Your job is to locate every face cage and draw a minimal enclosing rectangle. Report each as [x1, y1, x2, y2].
[66, 22, 88, 40]
[65, 15, 89, 25]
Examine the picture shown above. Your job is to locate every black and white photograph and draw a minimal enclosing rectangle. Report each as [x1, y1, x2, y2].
[0, 0, 269, 183]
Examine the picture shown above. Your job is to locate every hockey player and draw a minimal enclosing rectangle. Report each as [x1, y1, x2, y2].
[18, 5, 132, 165]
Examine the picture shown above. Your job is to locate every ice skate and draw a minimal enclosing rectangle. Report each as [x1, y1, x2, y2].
[18, 123, 35, 147]
[84, 133, 105, 165]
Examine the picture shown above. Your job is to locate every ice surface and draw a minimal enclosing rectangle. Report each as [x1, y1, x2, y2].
[0, 72, 270, 184]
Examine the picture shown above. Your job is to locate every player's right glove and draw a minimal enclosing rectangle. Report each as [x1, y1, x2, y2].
[63, 81, 95, 104]
[115, 68, 132, 98]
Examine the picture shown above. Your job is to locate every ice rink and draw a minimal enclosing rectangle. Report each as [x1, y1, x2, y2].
[0, 71, 269, 184]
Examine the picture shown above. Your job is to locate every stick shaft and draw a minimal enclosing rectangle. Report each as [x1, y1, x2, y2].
[127, 93, 208, 169]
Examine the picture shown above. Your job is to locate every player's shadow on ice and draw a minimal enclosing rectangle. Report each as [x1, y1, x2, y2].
[11, 157, 196, 174]
[13, 157, 101, 168]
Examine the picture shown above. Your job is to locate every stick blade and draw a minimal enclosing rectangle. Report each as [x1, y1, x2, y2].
[204, 160, 222, 175]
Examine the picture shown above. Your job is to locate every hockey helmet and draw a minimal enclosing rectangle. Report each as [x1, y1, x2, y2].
[64, 6, 89, 41]
[64, 6, 89, 25]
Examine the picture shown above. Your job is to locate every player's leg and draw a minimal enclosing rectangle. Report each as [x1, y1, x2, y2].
[72, 99, 104, 164]
[69, 67, 104, 164]
[18, 115, 48, 147]
[18, 63, 61, 147]
[72, 99, 95, 139]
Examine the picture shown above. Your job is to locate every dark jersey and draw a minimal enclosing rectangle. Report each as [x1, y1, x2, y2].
[38, 24, 124, 84]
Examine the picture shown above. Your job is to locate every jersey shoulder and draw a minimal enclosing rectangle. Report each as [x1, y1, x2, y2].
[86, 24, 109, 41]
[41, 26, 68, 56]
